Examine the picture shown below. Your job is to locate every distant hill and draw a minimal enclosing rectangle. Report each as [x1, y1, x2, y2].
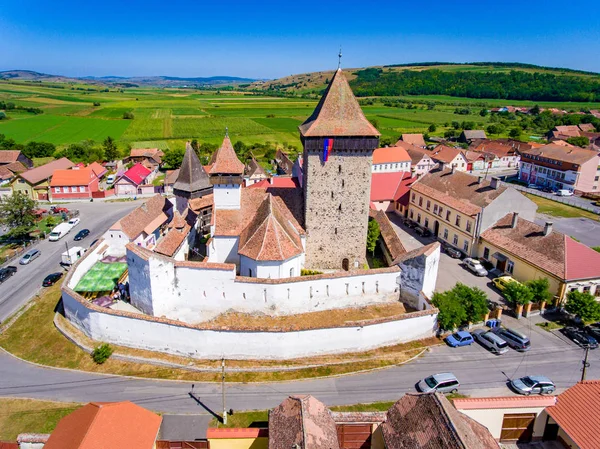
[249, 62, 600, 100]
[0, 70, 258, 87]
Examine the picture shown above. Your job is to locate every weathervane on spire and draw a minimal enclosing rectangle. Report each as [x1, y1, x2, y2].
[338, 47, 342, 69]
[225, 126, 229, 137]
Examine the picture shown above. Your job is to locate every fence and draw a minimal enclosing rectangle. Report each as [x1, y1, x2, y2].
[501, 182, 600, 215]
[156, 441, 208, 449]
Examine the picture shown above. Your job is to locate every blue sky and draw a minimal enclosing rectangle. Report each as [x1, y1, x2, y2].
[1, 0, 599, 79]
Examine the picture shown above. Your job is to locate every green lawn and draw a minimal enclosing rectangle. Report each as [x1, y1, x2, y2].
[525, 194, 600, 221]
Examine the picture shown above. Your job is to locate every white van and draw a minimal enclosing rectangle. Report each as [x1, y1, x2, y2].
[557, 189, 573, 197]
[106, 174, 116, 184]
[49, 223, 72, 241]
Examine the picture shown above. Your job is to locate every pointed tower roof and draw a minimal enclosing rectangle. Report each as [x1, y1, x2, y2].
[299, 68, 380, 137]
[173, 142, 211, 193]
[209, 135, 245, 175]
[238, 193, 303, 261]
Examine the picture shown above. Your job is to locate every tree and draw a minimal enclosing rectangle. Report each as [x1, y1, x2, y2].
[526, 278, 552, 304]
[0, 192, 37, 239]
[503, 281, 534, 305]
[366, 219, 381, 256]
[0, 111, 7, 120]
[102, 136, 119, 161]
[530, 105, 541, 115]
[432, 290, 467, 331]
[566, 136, 590, 148]
[479, 108, 488, 117]
[428, 124, 437, 132]
[162, 147, 185, 169]
[454, 283, 489, 323]
[565, 290, 600, 323]
[122, 111, 134, 119]
[509, 128, 522, 139]
[190, 139, 199, 151]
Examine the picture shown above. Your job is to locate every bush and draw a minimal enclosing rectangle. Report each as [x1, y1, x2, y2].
[91, 343, 113, 364]
[122, 111, 134, 120]
[565, 290, 600, 323]
[301, 269, 323, 276]
[432, 283, 489, 331]
[93, 102, 101, 107]
[526, 278, 552, 304]
[503, 281, 534, 305]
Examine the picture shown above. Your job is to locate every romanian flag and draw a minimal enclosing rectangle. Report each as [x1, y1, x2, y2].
[323, 138, 334, 162]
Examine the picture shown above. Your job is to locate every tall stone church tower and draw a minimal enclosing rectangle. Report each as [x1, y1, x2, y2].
[300, 68, 380, 269]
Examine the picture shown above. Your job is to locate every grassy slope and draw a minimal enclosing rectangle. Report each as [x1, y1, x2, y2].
[0, 397, 81, 441]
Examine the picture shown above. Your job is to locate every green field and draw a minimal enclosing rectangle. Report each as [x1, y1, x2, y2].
[1, 78, 599, 156]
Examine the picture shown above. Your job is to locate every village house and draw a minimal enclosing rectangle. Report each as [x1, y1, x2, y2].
[518, 143, 600, 193]
[87, 161, 107, 180]
[479, 213, 600, 301]
[126, 148, 163, 171]
[398, 133, 426, 147]
[370, 171, 415, 214]
[0, 161, 27, 186]
[11, 157, 74, 200]
[163, 168, 180, 194]
[274, 148, 293, 175]
[371, 145, 411, 173]
[0, 149, 33, 168]
[244, 155, 268, 186]
[469, 139, 521, 169]
[113, 163, 154, 196]
[50, 168, 99, 200]
[402, 145, 437, 177]
[547, 124, 594, 141]
[459, 129, 487, 144]
[429, 145, 469, 171]
[408, 168, 537, 256]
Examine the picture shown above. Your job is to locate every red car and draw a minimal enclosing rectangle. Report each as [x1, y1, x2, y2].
[50, 206, 69, 214]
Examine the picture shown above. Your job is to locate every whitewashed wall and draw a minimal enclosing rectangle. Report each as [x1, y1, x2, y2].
[62, 288, 437, 359]
[213, 184, 241, 209]
[208, 235, 239, 265]
[239, 254, 302, 279]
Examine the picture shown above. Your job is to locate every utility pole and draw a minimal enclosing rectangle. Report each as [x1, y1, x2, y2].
[581, 345, 590, 381]
[64, 240, 71, 265]
[221, 358, 227, 425]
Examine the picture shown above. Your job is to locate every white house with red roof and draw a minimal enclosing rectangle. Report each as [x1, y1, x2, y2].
[372, 146, 411, 173]
[114, 163, 154, 196]
[370, 171, 415, 213]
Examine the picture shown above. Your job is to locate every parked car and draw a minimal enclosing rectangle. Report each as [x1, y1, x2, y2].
[472, 328, 509, 355]
[562, 327, 598, 349]
[414, 226, 431, 237]
[404, 219, 417, 229]
[68, 217, 80, 227]
[527, 184, 539, 190]
[463, 258, 488, 276]
[42, 272, 63, 287]
[19, 249, 41, 265]
[541, 186, 554, 193]
[442, 243, 463, 259]
[585, 324, 600, 341]
[50, 206, 69, 214]
[74, 229, 90, 241]
[510, 375, 556, 395]
[417, 373, 460, 394]
[445, 331, 474, 347]
[493, 327, 531, 351]
[492, 275, 521, 292]
[0, 266, 17, 283]
[557, 189, 574, 197]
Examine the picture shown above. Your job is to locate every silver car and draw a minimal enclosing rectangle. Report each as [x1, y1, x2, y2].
[510, 376, 555, 395]
[19, 249, 41, 265]
[472, 329, 509, 355]
[417, 372, 460, 394]
[463, 258, 488, 276]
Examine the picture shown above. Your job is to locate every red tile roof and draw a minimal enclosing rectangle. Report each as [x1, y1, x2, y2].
[19, 158, 75, 185]
[120, 163, 152, 186]
[238, 193, 303, 261]
[547, 381, 600, 449]
[249, 177, 299, 189]
[87, 162, 107, 178]
[430, 145, 465, 164]
[130, 148, 163, 164]
[522, 143, 597, 165]
[469, 140, 517, 158]
[564, 236, 600, 281]
[50, 168, 96, 187]
[299, 68, 379, 137]
[371, 171, 415, 202]
[209, 136, 245, 174]
[0, 150, 23, 164]
[454, 396, 556, 410]
[370, 209, 406, 261]
[113, 194, 172, 240]
[399, 133, 426, 147]
[44, 401, 161, 449]
[373, 146, 411, 165]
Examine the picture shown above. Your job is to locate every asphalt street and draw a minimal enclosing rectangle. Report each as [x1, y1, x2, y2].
[0, 200, 140, 322]
[535, 215, 600, 248]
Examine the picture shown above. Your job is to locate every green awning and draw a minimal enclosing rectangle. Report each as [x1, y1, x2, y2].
[74, 262, 128, 292]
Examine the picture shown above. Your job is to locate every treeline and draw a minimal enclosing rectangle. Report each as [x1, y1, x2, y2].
[349, 68, 600, 102]
[383, 62, 600, 76]
[0, 134, 55, 158]
[0, 101, 44, 115]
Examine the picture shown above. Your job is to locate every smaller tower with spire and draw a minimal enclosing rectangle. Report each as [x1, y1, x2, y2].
[173, 142, 212, 215]
[209, 131, 245, 210]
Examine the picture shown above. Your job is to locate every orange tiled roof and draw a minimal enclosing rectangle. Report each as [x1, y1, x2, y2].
[50, 168, 96, 187]
[547, 381, 600, 449]
[209, 136, 245, 174]
[454, 396, 556, 410]
[373, 146, 411, 165]
[299, 68, 379, 138]
[44, 401, 161, 449]
[115, 194, 172, 240]
[400, 133, 426, 147]
[87, 162, 107, 178]
[430, 145, 465, 164]
[522, 143, 597, 165]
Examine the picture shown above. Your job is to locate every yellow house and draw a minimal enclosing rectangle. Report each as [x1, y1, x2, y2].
[11, 157, 74, 200]
[479, 213, 600, 302]
[408, 168, 537, 257]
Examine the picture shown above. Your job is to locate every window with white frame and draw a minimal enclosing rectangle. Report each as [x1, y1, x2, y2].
[79, 186, 85, 193]
[453, 234, 458, 245]
[54, 187, 60, 193]
[507, 261, 514, 274]
[466, 221, 472, 233]
[433, 204, 438, 214]
[463, 240, 469, 252]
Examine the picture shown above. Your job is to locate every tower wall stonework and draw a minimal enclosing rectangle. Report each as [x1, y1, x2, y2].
[303, 137, 379, 269]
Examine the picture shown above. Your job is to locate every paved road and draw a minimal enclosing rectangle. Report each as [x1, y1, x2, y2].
[535, 215, 600, 248]
[0, 200, 139, 322]
[0, 314, 597, 415]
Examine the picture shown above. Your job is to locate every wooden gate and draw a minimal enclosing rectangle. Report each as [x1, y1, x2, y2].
[500, 413, 535, 442]
[336, 424, 372, 449]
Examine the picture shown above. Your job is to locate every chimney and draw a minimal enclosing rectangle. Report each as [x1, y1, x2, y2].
[511, 212, 519, 229]
[490, 177, 499, 189]
[544, 221, 553, 236]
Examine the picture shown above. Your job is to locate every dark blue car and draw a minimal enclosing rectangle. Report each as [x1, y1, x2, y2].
[445, 331, 474, 347]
